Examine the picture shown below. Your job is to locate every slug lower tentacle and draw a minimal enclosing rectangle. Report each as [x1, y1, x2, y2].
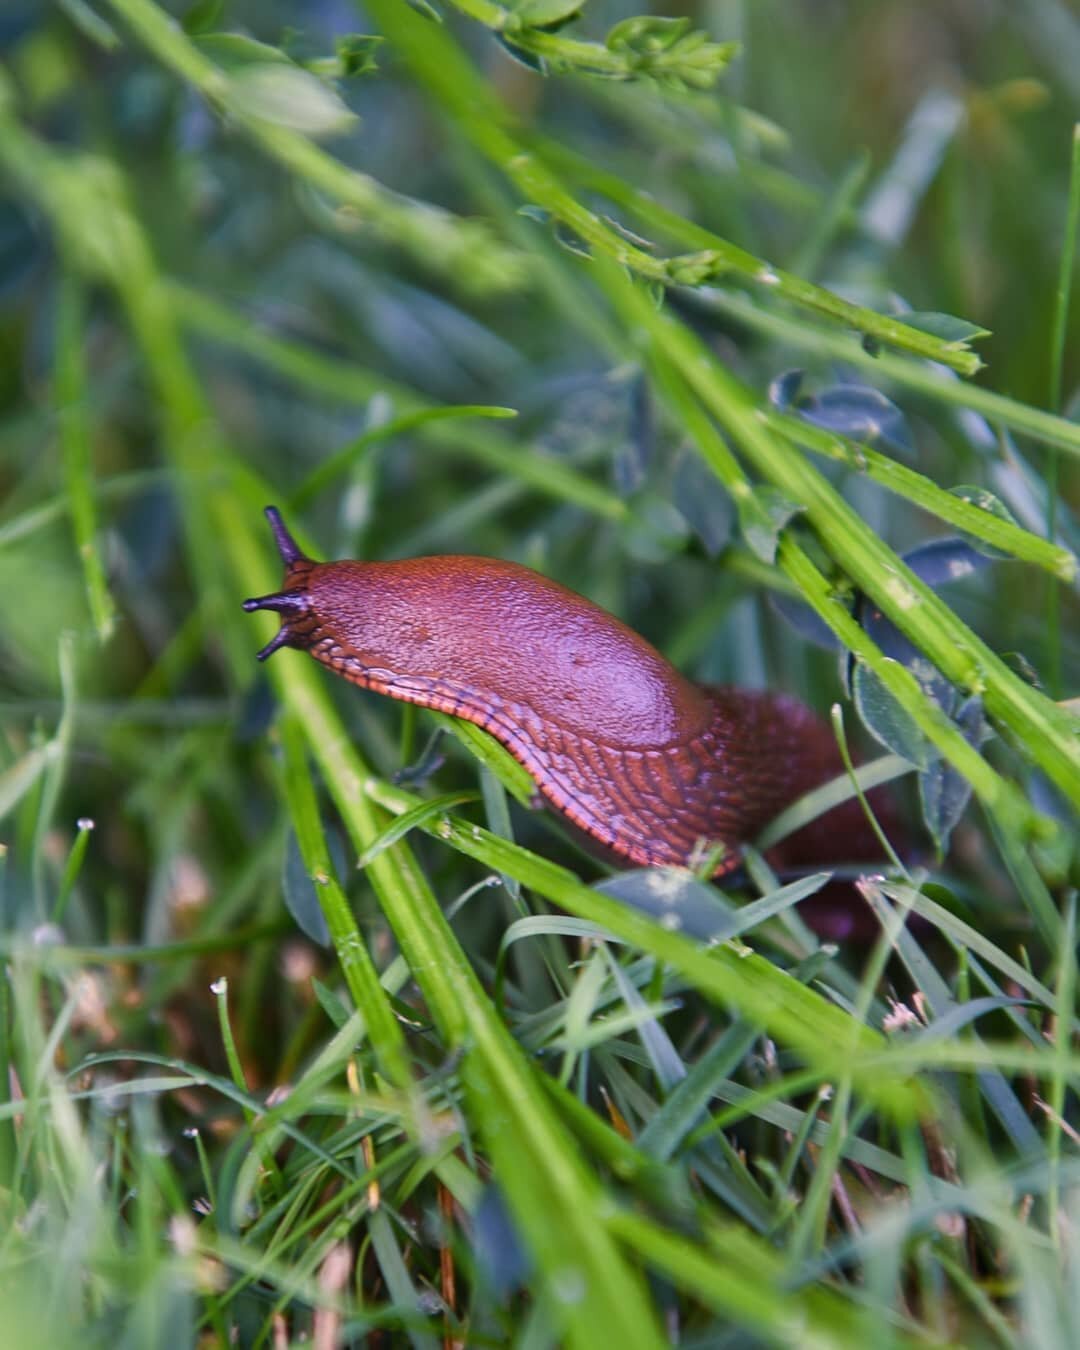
[244, 506, 888, 898]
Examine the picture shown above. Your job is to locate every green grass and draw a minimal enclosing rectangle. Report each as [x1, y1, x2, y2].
[1, 1, 1079, 1346]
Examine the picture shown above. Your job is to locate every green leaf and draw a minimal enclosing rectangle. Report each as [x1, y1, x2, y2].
[226, 62, 357, 137]
[433, 713, 536, 805]
[510, 0, 585, 28]
[311, 977, 352, 1029]
[402, 0, 443, 22]
[918, 695, 987, 853]
[335, 33, 385, 77]
[355, 790, 481, 868]
[852, 659, 934, 768]
[949, 483, 1022, 559]
[738, 486, 804, 564]
[622, 496, 690, 564]
[283, 829, 332, 946]
[195, 32, 292, 69]
[901, 311, 991, 346]
[672, 447, 734, 557]
[180, 0, 225, 35]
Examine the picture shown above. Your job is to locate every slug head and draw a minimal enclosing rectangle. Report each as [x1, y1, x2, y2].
[242, 506, 317, 660]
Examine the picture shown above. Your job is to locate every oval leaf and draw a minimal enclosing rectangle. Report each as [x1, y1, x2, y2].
[767, 368, 804, 411]
[622, 496, 690, 565]
[799, 383, 913, 460]
[283, 829, 332, 947]
[949, 484, 1022, 559]
[902, 536, 990, 588]
[738, 486, 804, 564]
[473, 1186, 532, 1296]
[901, 311, 991, 346]
[769, 592, 843, 651]
[918, 694, 986, 853]
[511, 0, 585, 27]
[597, 868, 736, 942]
[227, 63, 357, 137]
[672, 447, 734, 557]
[852, 660, 933, 768]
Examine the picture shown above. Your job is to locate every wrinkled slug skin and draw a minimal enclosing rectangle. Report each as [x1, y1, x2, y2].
[244, 507, 888, 912]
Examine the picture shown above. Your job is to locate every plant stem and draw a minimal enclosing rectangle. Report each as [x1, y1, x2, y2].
[361, 0, 986, 373]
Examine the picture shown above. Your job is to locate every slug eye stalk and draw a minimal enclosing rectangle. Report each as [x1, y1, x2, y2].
[263, 504, 309, 566]
[242, 505, 314, 659]
[241, 590, 311, 661]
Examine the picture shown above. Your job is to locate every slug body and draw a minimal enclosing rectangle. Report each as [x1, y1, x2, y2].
[245, 507, 882, 887]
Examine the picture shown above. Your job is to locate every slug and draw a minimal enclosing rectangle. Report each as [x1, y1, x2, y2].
[244, 506, 889, 917]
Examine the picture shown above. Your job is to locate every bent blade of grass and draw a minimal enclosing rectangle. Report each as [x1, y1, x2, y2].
[364, 775, 929, 1120]
[755, 754, 914, 851]
[288, 404, 518, 511]
[878, 888, 1059, 1016]
[355, 790, 482, 868]
[0, 742, 59, 824]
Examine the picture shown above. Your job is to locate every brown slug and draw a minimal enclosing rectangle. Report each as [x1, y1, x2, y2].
[244, 506, 888, 903]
